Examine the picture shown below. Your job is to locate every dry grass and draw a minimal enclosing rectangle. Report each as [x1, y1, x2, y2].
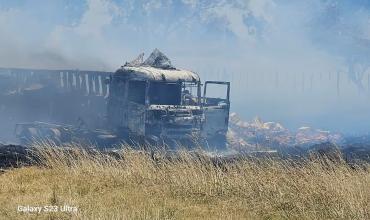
[0, 143, 369, 220]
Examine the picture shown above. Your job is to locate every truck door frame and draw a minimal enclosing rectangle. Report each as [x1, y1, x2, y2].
[202, 81, 231, 148]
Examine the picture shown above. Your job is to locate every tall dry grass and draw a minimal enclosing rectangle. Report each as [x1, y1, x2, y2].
[0, 142, 369, 219]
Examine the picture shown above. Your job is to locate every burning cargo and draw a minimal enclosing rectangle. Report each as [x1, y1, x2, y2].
[0, 49, 230, 148]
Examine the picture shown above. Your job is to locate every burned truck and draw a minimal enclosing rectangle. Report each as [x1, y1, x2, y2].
[1, 49, 230, 148]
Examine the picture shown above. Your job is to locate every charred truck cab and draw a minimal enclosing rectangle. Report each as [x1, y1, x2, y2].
[108, 66, 203, 144]
[107, 49, 230, 147]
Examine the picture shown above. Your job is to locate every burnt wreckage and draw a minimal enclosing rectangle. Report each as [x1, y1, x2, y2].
[0, 49, 230, 148]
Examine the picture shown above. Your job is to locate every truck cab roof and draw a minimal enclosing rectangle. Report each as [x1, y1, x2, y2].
[115, 66, 200, 82]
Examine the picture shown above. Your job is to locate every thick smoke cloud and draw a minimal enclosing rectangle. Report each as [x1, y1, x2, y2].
[0, 0, 368, 73]
[0, 0, 369, 134]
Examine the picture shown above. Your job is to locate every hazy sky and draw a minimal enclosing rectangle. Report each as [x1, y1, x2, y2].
[0, 0, 369, 133]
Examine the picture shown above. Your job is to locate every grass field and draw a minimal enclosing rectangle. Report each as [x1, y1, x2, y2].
[0, 143, 369, 219]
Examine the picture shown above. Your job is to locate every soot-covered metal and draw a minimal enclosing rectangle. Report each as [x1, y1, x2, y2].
[0, 49, 230, 149]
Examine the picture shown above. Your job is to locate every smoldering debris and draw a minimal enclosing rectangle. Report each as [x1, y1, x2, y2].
[0, 144, 31, 169]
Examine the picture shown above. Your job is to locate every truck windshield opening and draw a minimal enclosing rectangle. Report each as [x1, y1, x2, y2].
[149, 82, 181, 105]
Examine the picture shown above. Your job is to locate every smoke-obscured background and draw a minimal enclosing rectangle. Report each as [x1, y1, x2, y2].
[0, 0, 369, 134]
